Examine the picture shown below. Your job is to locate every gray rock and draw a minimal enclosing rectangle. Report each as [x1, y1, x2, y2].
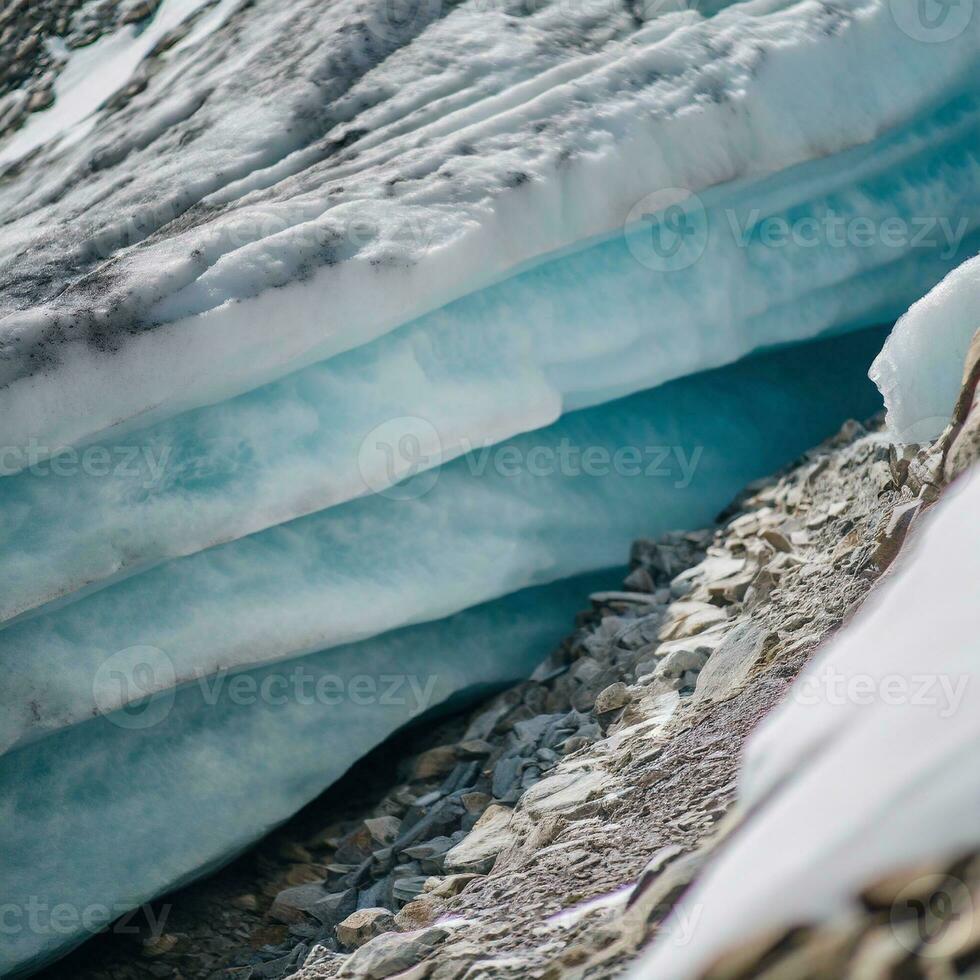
[364, 816, 402, 847]
[309, 888, 357, 928]
[412, 746, 458, 780]
[694, 621, 769, 703]
[268, 882, 329, 924]
[391, 875, 430, 904]
[443, 804, 515, 874]
[338, 926, 449, 978]
[490, 754, 523, 802]
[594, 681, 631, 714]
[654, 647, 711, 685]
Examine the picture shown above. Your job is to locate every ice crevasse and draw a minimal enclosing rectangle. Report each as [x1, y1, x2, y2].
[0, 0, 978, 973]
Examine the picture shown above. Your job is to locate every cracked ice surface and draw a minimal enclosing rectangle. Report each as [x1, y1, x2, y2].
[0, 0, 977, 457]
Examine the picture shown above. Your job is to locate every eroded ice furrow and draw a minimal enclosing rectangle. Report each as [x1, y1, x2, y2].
[0, 0, 975, 458]
[1, 92, 977, 625]
[0, 329, 886, 758]
[0, 569, 616, 978]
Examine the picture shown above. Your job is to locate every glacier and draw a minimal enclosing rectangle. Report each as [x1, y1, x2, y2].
[0, 0, 978, 975]
[0, 571, 616, 978]
[1, 329, 886, 759]
[0, 0, 978, 458]
[2, 98, 979, 623]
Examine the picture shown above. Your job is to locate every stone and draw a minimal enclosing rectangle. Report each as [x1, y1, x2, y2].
[760, 528, 793, 553]
[141, 933, 179, 957]
[521, 768, 610, 820]
[654, 647, 711, 685]
[423, 874, 484, 898]
[460, 792, 491, 816]
[309, 887, 358, 928]
[872, 499, 922, 571]
[394, 897, 437, 930]
[412, 746, 458, 780]
[336, 908, 398, 949]
[269, 882, 329, 924]
[365, 816, 402, 847]
[658, 601, 729, 640]
[443, 805, 515, 874]
[336, 824, 379, 864]
[695, 622, 770, 704]
[338, 926, 449, 978]
[392, 876, 430, 903]
[594, 682, 631, 715]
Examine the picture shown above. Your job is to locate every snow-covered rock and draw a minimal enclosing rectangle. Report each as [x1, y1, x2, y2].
[872, 253, 980, 443]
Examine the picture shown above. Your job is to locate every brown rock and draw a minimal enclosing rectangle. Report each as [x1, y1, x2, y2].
[412, 746, 458, 780]
[394, 897, 437, 930]
[423, 874, 484, 898]
[336, 907, 398, 949]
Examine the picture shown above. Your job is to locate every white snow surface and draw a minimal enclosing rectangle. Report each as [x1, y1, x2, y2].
[633, 465, 980, 979]
[871, 253, 980, 443]
[0, 0, 977, 456]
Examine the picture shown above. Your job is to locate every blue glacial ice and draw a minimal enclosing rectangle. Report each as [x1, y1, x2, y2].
[0, 571, 617, 977]
[2, 96, 979, 624]
[0, 0, 978, 974]
[0, 328, 887, 758]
